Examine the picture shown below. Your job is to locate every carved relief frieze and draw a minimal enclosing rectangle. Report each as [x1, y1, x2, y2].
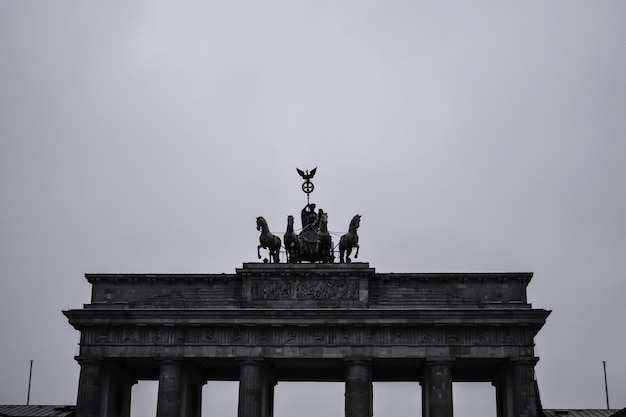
[419, 329, 438, 344]
[309, 328, 327, 344]
[363, 329, 378, 344]
[250, 279, 359, 300]
[97, 329, 109, 343]
[83, 325, 534, 348]
[203, 329, 217, 343]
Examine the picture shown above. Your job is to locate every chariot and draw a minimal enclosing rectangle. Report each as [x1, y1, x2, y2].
[256, 168, 361, 264]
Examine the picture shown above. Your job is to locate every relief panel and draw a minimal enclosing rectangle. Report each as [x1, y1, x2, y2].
[83, 325, 533, 348]
[250, 279, 360, 301]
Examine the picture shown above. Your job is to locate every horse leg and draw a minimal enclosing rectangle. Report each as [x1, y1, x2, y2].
[339, 236, 345, 263]
[288, 241, 295, 262]
[269, 245, 275, 263]
[273, 248, 280, 263]
[257, 245, 262, 260]
[273, 237, 281, 263]
[346, 247, 352, 263]
[354, 244, 359, 259]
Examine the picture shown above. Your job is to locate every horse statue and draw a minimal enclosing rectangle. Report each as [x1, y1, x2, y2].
[284, 215, 299, 263]
[316, 212, 334, 263]
[256, 216, 281, 263]
[339, 214, 361, 263]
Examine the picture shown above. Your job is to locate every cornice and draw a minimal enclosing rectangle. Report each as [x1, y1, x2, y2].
[64, 307, 550, 328]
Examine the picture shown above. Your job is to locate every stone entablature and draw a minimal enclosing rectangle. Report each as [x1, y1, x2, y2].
[65, 263, 550, 417]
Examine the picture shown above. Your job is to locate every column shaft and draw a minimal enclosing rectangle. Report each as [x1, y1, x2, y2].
[493, 359, 539, 417]
[238, 361, 266, 417]
[157, 361, 183, 417]
[494, 365, 514, 417]
[101, 365, 134, 417]
[261, 368, 276, 417]
[76, 360, 103, 417]
[511, 361, 538, 417]
[345, 361, 373, 417]
[180, 365, 205, 417]
[421, 360, 453, 417]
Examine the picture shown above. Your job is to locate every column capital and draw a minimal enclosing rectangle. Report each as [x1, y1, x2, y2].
[509, 357, 539, 366]
[424, 357, 455, 364]
[238, 359, 266, 367]
[75, 356, 103, 365]
[157, 358, 184, 364]
[344, 359, 373, 366]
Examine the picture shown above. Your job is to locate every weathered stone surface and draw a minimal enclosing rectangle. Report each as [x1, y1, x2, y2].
[65, 262, 550, 417]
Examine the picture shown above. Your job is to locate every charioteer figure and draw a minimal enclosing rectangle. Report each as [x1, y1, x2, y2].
[301, 203, 325, 233]
[301, 203, 316, 231]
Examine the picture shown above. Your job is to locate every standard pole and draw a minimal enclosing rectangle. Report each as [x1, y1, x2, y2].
[603, 361, 610, 409]
[27, 360, 33, 405]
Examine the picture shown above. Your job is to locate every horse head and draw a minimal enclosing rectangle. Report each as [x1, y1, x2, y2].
[256, 216, 267, 231]
[350, 215, 361, 231]
[319, 213, 329, 232]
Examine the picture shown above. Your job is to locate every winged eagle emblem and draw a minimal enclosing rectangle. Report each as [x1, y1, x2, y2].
[296, 167, 317, 180]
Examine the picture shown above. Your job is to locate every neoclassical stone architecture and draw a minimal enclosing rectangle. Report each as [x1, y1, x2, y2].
[64, 263, 550, 417]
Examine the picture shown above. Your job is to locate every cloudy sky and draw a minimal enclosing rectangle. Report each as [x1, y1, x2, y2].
[1, 1, 625, 416]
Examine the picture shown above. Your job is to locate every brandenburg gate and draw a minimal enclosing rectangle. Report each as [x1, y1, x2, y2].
[64, 169, 550, 417]
[64, 263, 549, 417]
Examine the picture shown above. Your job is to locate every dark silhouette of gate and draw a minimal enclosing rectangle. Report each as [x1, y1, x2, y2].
[65, 263, 549, 417]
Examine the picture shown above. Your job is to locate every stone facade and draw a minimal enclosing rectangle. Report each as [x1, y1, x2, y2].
[64, 263, 550, 417]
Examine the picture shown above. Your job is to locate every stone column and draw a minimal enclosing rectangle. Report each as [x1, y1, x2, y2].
[180, 364, 205, 417]
[76, 359, 103, 417]
[101, 364, 135, 417]
[510, 359, 538, 417]
[345, 361, 373, 417]
[493, 359, 539, 417]
[420, 359, 454, 417]
[238, 361, 266, 417]
[493, 365, 513, 417]
[261, 367, 276, 417]
[157, 360, 183, 417]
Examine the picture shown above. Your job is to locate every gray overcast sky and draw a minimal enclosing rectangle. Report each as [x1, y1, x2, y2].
[1, 1, 625, 416]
